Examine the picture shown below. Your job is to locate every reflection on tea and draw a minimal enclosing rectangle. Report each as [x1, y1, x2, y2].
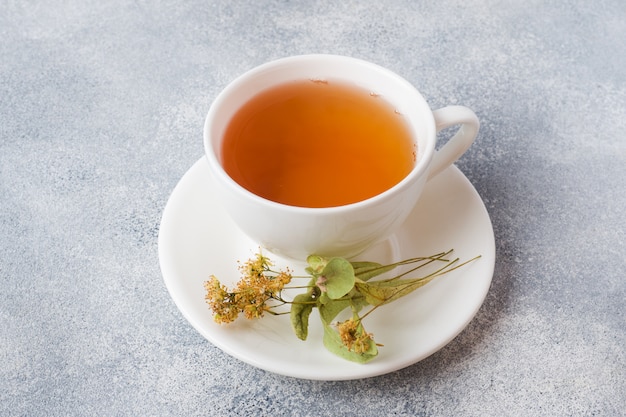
[221, 80, 415, 207]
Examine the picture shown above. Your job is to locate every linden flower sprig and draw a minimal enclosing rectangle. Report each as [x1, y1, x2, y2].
[203, 253, 294, 323]
[204, 249, 480, 363]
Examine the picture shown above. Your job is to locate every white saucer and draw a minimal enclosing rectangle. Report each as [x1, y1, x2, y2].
[158, 157, 495, 380]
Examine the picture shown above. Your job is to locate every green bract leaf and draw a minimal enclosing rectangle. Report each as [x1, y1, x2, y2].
[321, 257, 356, 299]
[355, 275, 437, 306]
[351, 261, 396, 281]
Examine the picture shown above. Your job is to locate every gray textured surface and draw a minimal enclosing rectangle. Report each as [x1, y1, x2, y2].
[1, 1, 625, 416]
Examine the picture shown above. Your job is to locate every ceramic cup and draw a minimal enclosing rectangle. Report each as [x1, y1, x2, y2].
[204, 54, 479, 260]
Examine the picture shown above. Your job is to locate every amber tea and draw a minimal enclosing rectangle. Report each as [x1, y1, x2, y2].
[221, 80, 416, 207]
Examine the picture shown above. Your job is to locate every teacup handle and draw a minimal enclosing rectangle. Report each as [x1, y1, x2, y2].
[428, 105, 480, 179]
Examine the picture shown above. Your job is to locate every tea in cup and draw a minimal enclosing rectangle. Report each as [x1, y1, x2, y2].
[204, 54, 479, 260]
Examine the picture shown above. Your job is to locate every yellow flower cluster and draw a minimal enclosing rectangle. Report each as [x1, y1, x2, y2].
[336, 318, 374, 354]
[204, 253, 292, 324]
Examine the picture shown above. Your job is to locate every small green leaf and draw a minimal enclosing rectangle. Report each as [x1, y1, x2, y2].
[318, 292, 331, 305]
[305, 255, 327, 276]
[318, 298, 352, 324]
[318, 293, 368, 325]
[290, 293, 315, 340]
[321, 258, 356, 299]
[290, 277, 317, 341]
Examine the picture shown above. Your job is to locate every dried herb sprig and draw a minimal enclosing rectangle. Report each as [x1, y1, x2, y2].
[204, 249, 480, 363]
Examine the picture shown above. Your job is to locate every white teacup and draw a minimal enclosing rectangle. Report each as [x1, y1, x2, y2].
[204, 54, 479, 260]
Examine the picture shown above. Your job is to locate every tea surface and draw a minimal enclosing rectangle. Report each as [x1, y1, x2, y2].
[221, 80, 415, 207]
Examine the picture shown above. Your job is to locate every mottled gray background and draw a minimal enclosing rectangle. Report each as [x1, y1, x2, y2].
[1, 1, 625, 416]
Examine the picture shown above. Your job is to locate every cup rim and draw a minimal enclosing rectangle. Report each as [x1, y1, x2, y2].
[203, 54, 436, 214]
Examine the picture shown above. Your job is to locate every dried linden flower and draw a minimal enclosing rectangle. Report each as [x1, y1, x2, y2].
[336, 318, 374, 354]
[204, 252, 293, 323]
[203, 249, 480, 363]
[204, 276, 239, 324]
